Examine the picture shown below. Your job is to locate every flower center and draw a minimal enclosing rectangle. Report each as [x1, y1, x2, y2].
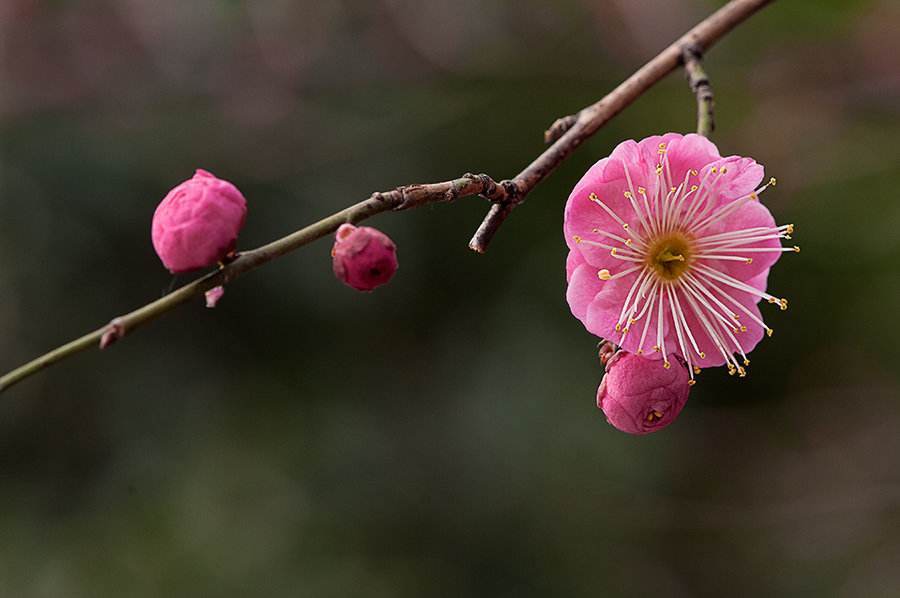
[647, 232, 693, 280]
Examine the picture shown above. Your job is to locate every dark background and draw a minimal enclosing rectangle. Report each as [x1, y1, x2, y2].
[1, 1, 899, 596]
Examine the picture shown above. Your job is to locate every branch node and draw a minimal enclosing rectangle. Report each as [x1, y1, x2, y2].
[681, 44, 715, 137]
[544, 114, 578, 144]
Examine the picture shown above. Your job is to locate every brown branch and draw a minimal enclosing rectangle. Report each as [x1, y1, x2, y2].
[682, 44, 715, 137]
[469, 0, 773, 253]
[0, 0, 774, 393]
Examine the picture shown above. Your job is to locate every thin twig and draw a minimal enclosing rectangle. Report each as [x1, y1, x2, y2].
[0, 174, 505, 392]
[682, 44, 715, 137]
[0, 0, 774, 394]
[470, 0, 772, 252]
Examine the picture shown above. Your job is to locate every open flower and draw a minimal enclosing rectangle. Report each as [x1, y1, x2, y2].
[598, 350, 690, 435]
[565, 133, 796, 380]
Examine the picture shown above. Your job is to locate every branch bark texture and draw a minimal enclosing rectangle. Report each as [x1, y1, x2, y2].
[0, 0, 773, 394]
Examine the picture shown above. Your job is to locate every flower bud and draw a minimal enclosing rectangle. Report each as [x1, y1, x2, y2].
[152, 169, 247, 273]
[332, 223, 398, 291]
[597, 351, 690, 435]
[205, 286, 225, 308]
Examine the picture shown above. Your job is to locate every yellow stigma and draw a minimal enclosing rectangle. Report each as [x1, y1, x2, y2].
[598, 269, 611, 280]
[647, 232, 693, 280]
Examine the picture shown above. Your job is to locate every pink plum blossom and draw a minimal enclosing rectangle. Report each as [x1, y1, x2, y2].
[565, 133, 796, 381]
[597, 350, 690, 435]
[152, 169, 247, 273]
[332, 223, 398, 292]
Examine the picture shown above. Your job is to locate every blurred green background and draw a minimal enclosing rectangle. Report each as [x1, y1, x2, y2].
[1, 0, 899, 596]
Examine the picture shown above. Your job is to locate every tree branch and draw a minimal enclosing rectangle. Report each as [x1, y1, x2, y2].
[682, 44, 715, 137]
[470, 0, 772, 252]
[0, 0, 774, 394]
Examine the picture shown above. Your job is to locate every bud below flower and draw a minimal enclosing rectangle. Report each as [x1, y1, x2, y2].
[597, 351, 690, 435]
[331, 224, 398, 292]
[152, 169, 247, 273]
[205, 286, 225, 308]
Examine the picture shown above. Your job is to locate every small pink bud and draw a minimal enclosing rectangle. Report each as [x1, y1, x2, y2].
[597, 351, 691, 435]
[205, 286, 225, 308]
[152, 169, 247, 274]
[99, 318, 125, 350]
[331, 223, 398, 292]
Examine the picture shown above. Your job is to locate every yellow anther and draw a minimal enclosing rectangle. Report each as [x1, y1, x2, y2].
[572, 235, 582, 244]
[658, 142, 667, 149]
[688, 379, 696, 386]
[589, 192, 599, 201]
[598, 269, 611, 280]
[690, 185, 698, 192]
[652, 345, 660, 352]
[670, 186, 676, 193]
[743, 358, 750, 366]
[740, 326, 747, 332]
[693, 366, 701, 374]
[690, 169, 699, 176]
[615, 323, 622, 332]
[625, 238, 633, 246]
[737, 366, 746, 378]
[628, 318, 637, 325]
[721, 167, 728, 174]
[623, 223, 630, 230]
[768, 297, 777, 304]
[622, 327, 629, 335]
[656, 166, 663, 175]
[786, 224, 795, 234]
[638, 186, 646, 195]
[769, 177, 777, 186]
[727, 366, 736, 376]
[637, 349, 644, 355]
[624, 191, 632, 199]
[780, 298, 789, 311]
[610, 248, 617, 255]
[733, 327, 740, 334]
[793, 245, 801, 253]
[663, 361, 671, 370]
[711, 166, 718, 173]
[766, 328, 774, 337]
[745, 258, 753, 264]
[699, 352, 706, 359]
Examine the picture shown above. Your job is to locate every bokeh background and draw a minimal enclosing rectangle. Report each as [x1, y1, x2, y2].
[1, 0, 899, 596]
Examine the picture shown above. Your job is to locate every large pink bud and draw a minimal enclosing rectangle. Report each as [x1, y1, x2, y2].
[597, 351, 691, 435]
[152, 169, 247, 273]
[331, 224, 398, 292]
